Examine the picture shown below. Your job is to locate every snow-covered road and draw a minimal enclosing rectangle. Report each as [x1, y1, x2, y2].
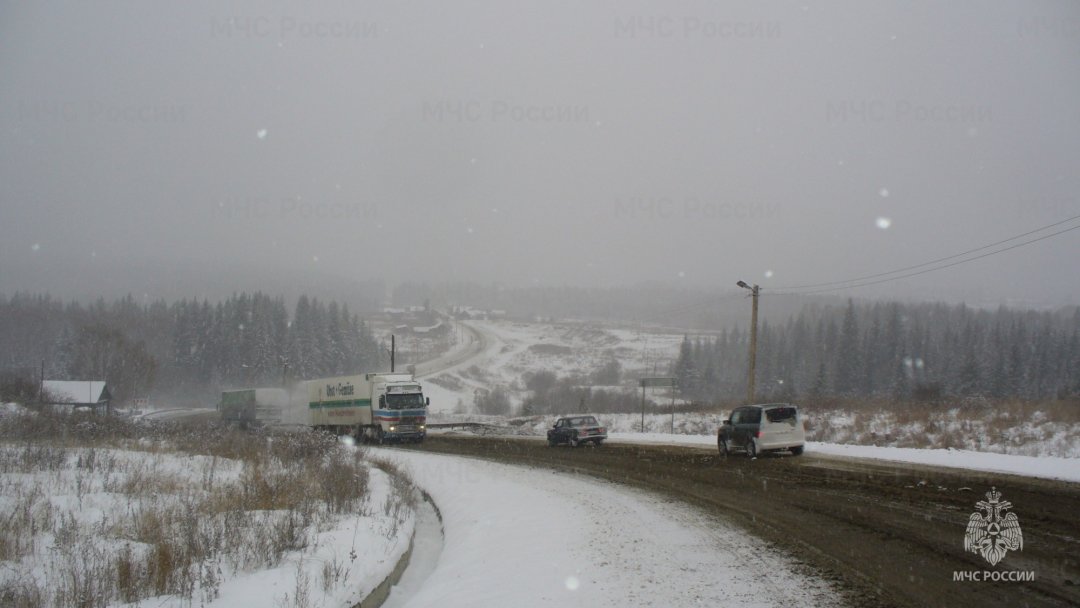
[376, 448, 843, 608]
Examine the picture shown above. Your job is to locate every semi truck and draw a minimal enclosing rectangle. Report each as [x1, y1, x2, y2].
[220, 388, 288, 428]
[307, 372, 429, 443]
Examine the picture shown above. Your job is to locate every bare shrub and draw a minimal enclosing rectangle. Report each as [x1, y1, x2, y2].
[0, 580, 43, 608]
[803, 397, 1080, 456]
[277, 559, 311, 608]
[0, 424, 381, 607]
[320, 554, 350, 594]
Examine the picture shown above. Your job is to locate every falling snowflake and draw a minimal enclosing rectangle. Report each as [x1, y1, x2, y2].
[876, 217, 892, 230]
[565, 576, 580, 591]
[764, 270, 774, 278]
[256, 129, 268, 140]
[879, 187, 889, 198]
[31, 243, 41, 251]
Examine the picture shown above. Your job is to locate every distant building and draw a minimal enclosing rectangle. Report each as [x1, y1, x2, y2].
[42, 380, 112, 413]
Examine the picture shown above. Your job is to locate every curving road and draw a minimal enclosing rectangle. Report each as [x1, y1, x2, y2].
[412, 319, 490, 379]
[401, 435, 1080, 608]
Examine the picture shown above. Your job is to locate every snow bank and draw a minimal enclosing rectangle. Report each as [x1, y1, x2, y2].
[806, 442, 1080, 483]
[604, 432, 1080, 483]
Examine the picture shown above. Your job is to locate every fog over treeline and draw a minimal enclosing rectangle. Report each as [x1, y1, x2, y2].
[674, 300, 1080, 403]
[2, 290, 1076, 408]
[0, 292, 385, 405]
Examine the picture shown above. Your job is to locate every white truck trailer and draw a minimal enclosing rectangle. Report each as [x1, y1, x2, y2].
[220, 388, 288, 429]
[307, 372, 428, 443]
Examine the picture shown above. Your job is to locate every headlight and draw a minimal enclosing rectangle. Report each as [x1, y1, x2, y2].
[419, 425, 426, 430]
[389, 426, 396, 431]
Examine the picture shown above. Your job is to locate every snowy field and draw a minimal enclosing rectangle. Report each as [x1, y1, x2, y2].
[0, 433, 414, 608]
[420, 319, 685, 414]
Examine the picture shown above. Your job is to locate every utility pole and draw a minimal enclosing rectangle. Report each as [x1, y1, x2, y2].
[737, 281, 760, 404]
[390, 335, 396, 372]
[640, 382, 646, 432]
[670, 382, 675, 434]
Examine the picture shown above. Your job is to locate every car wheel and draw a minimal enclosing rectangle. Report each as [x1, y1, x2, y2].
[718, 438, 730, 457]
[746, 438, 758, 459]
[790, 445, 804, 456]
[568, 435, 579, 448]
[547, 438, 557, 447]
[593, 439, 604, 447]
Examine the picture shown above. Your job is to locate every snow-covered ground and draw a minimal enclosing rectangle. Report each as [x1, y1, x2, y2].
[595, 432, 1080, 484]
[0, 441, 413, 608]
[375, 448, 842, 608]
[802, 406, 1080, 458]
[421, 319, 684, 414]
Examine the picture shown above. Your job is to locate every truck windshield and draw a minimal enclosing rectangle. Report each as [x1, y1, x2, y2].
[385, 393, 426, 409]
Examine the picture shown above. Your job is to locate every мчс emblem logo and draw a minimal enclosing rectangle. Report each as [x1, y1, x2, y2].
[964, 487, 1023, 566]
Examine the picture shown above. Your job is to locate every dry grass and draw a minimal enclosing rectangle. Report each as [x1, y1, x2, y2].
[0, 409, 388, 608]
[801, 397, 1080, 456]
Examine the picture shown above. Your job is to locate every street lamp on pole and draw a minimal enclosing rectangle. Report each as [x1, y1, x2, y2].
[737, 281, 760, 404]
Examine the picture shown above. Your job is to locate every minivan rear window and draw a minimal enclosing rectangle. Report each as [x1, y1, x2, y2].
[765, 407, 797, 423]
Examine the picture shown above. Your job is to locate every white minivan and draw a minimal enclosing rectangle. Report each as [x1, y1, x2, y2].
[718, 403, 805, 458]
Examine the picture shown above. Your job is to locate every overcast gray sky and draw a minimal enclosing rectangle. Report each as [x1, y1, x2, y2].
[2, 1, 1079, 305]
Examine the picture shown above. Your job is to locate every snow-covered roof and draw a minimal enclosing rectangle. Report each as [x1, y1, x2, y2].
[42, 381, 109, 404]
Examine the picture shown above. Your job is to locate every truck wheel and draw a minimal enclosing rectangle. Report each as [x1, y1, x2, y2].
[548, 438, 557, 447]
[718, 438, 730, 457]
[790, 445, 804, 456]
[746, 439, 758, 459]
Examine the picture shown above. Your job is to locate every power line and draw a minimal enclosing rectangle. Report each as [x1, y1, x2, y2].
[768, 223, 1080, 296]
[623, 212, 1080, 327]
[771, 213, 1080, 291]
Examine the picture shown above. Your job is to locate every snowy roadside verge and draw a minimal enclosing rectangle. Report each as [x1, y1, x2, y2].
[596, 432, 1080, 483]
[0, 422, 417, 608]
[376, 448, 843, 607]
